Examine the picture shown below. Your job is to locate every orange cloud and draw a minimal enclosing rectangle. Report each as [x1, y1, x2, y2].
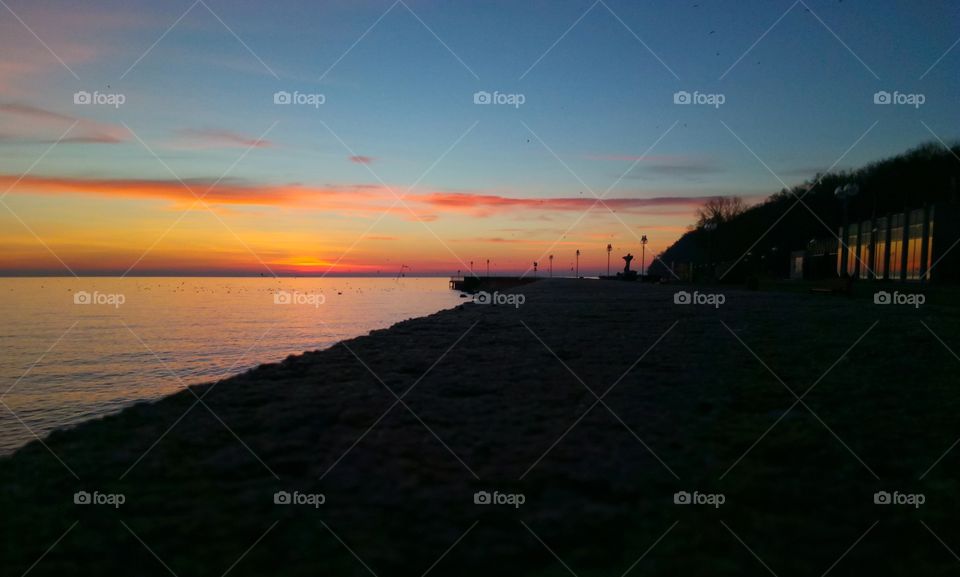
[0, 174, 378, 208]
[415, 192, 720, 214]
[0, 173, 733, 218]
[460, 237, 582, 246]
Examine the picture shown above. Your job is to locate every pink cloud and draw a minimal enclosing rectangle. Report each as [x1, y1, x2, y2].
[0, 103, 128, 144]
[349, 156, 375, 164]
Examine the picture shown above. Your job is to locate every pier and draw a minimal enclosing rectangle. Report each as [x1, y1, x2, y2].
[448, 276, 539, 292]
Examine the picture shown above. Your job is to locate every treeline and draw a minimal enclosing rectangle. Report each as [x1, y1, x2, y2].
[650, 142, 960, 281]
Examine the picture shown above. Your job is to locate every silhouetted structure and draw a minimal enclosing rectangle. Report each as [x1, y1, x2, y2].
[600, 253, 638, 281]
[449, 276, 537, 292]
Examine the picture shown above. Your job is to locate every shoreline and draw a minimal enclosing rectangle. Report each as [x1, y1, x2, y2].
[3, 279, 960, 575]
[0, 276, 465, 455]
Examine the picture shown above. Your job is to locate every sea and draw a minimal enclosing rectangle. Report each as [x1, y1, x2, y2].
[0, 277, 463, 454]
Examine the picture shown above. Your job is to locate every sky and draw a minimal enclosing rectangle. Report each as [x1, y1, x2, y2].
[0, 0, 958, 276]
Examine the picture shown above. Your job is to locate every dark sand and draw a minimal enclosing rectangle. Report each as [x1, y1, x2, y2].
[2, 279, 960, 576]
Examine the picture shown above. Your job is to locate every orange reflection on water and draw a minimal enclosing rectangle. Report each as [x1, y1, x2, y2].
[0, 277, 462, 454]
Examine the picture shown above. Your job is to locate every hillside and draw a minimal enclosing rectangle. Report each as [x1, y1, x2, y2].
[651, 142, 960, 282]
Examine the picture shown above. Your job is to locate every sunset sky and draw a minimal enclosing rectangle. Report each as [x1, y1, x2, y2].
[1, 0, 957, 275]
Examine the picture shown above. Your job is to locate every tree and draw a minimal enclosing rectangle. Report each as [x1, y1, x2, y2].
[695, 196, 746, 229]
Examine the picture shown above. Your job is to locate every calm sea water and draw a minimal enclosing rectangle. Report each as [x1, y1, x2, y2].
[0, 277, 462, 454]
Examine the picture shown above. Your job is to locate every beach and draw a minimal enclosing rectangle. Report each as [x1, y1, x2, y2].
[2, 279, 960, 576]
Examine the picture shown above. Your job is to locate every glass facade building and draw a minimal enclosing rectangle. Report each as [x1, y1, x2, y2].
[837, 205, 946, 282]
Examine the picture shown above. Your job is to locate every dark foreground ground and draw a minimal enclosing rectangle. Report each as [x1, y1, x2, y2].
[2, 279, 960, 576]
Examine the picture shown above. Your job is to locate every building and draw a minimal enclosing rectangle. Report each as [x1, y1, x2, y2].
[837, 203, 960, 282]
[792, 239, 839, 280]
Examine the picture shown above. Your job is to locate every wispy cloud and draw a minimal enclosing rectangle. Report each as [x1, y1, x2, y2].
[587, 153, 724, 180]
[458, 237, 582, 246]
[777, 165, 849, 178]
[0, 103, 127, 144]
[0, 5, 145, 93]
[641, 163, 725, 177]
[585, 154, 693, 163]
[349, 155, 375, 164]
[173, 128, 273, 149]
[418, 192, 717, 215]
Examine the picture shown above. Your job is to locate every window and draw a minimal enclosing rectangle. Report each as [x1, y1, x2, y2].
[926, 207, 935, 280]
[846, 223, 859, 277]
[837, 229, 843, 276]
[874, 217, 887, 279]
[906, 209, 924, 280]
[889, 213, 904, 280]
[859, 220, 872, 279]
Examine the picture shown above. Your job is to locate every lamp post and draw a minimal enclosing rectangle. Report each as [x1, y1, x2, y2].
[640, 235, 648, 278]
[486, 259, 490, 277]
[549, 254, 553, 277]
[606, 244, 612, 276]
[470, 260, 474, 278]
[575, 250, 580, 278]
[533, 261, 538, 278]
